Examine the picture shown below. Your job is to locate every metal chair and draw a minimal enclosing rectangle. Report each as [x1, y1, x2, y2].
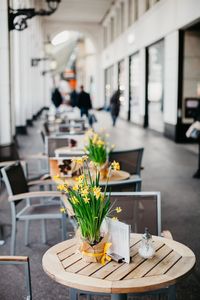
[1, 161, 66, 255]
[45, 135, 85, 158]
[109, 148, 144, 175]
[109, 192, 161, 236]
[0, 256, 32, 299]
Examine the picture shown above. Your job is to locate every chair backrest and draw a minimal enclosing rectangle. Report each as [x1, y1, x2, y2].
[109, 148, 144, 175]
[1, 162, 29, 203]
[46, 137, 74, 157]
[109, 192, 161, 236]
[45, 135, 84, 157]
[100, 177, 141, 192]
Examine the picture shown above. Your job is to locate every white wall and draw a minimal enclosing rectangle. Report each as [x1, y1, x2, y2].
[102, 0, 200, 125]
[0, 0, 12, 145]
[164, 31, 179, 125]
[11, 6, 45, 129]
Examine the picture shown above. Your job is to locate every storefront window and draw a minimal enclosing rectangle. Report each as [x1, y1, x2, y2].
[118, 59, 126, 117]
[147, 39, 164, 132]
[129, 52, 140, 124]
[105, 66, 114, 109]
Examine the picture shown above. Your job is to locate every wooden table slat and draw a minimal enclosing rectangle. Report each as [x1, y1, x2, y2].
[92, 261, 124, 279]
[57, 244, 78, 261]
[66, 259, 91, 273]
[105, 240, 165, 281]
[78, 260, 109, 276]
[166, 256, 195, 278]
[146, 250, 182, 277]
[62, 253, 82, 269]
[125, 245, 173, 280]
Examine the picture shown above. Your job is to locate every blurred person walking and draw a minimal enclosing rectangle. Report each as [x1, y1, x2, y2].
[70, 88, 78, 107]
[110, 89, 121, 126]
[77, 85, 92, 118]
[51, 87, 63, 109]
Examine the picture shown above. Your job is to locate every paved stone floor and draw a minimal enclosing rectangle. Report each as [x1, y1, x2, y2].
[0, 111, 200, 299]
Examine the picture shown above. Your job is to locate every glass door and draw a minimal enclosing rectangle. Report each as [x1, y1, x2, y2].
[147, 40, 164, 132]
[129, 52, 140, 124]
[105, 66, 114, 109]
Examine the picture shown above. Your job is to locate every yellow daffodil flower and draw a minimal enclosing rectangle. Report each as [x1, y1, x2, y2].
[84, 196, 90, 204]
[73, 184, 79, 191]
[82, 155, 88, 161]
[53, 174, 60, 181]
[57, 184, 65, 192]
[71, 196, 79, 205]
[112, 217, 118, 221]
[92, 133, 98, 144]
[60, 207, 66, 213]
[81, 187, 89, 197]
[116, 207, 122, 213]
[71, 157, 84, 165]
[97, 139, 105, 146]
[93, 186, 101, 199]
[111, 161, 120, 171]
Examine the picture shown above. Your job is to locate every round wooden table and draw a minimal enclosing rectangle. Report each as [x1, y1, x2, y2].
[50, 159, 130, 184]
[42, 234, 195, 300]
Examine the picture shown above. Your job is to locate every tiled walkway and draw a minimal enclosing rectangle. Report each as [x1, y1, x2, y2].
[0, 111, 200, 299]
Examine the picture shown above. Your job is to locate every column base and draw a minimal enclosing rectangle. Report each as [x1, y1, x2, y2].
[16, 126, 27, 135]
[26, 119, 33, 127]
[0, 142, 19, 162]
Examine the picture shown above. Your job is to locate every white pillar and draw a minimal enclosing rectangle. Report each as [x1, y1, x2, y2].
[0, 0, 12, 145]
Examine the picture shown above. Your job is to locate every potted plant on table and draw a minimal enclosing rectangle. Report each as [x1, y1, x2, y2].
[55, 155, 121, 265]
[84, 129, 115, 179]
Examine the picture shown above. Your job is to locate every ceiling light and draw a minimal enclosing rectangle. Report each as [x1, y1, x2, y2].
[51, 31, 70, 46]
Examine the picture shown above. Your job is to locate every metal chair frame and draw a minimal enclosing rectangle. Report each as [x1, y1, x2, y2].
[1, 162, 66, 255]
[100, 175, 142, 192]
[110, 191, 161, 236]
[0, 256, 32, 300]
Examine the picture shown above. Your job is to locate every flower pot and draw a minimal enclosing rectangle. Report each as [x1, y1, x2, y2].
[99, 161, 109, 180]
[79, 236, 111, 264]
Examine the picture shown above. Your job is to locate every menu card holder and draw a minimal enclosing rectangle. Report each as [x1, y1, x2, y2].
[106, 218, 131, 263]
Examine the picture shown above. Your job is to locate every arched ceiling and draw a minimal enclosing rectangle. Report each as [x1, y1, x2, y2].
[46, 0, 113, 24]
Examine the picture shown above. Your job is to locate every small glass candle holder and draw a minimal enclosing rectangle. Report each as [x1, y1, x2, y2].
[138, 228, 155, 259]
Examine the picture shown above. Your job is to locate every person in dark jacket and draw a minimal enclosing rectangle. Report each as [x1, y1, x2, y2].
[51, 87, 63, 108]
[110, 89, 121, 126]
[77, 85, 92, 118]
[70, 89, 78, 107]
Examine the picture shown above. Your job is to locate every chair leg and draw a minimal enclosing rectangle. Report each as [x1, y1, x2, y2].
[25, 220, 30, 246]
[69, 288, 77, 300]
[61, 213, 67, 241]
[41, 220, 47, 244]
[11, 217, 17, 256]
[168, 285, 176, 300]
[25, 259, 32, 300]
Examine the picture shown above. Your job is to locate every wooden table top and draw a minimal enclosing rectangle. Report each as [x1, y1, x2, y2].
[42, 234, 195, 294]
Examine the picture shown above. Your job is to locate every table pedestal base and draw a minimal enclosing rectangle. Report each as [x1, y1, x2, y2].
[111, 294, 127, 300]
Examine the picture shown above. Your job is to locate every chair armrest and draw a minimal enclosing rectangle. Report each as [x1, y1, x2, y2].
[28, 179, 55, 187]
[62, 195, 75, 217]
[161, 230, 173, 240]
[8, 191, 61, 202]
[0, 256, 28, 263]
[23, 153, 47, 160]
[100, 175, 142, 186]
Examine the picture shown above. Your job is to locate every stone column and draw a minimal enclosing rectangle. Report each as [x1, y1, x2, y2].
[0, 0, 12, 145]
